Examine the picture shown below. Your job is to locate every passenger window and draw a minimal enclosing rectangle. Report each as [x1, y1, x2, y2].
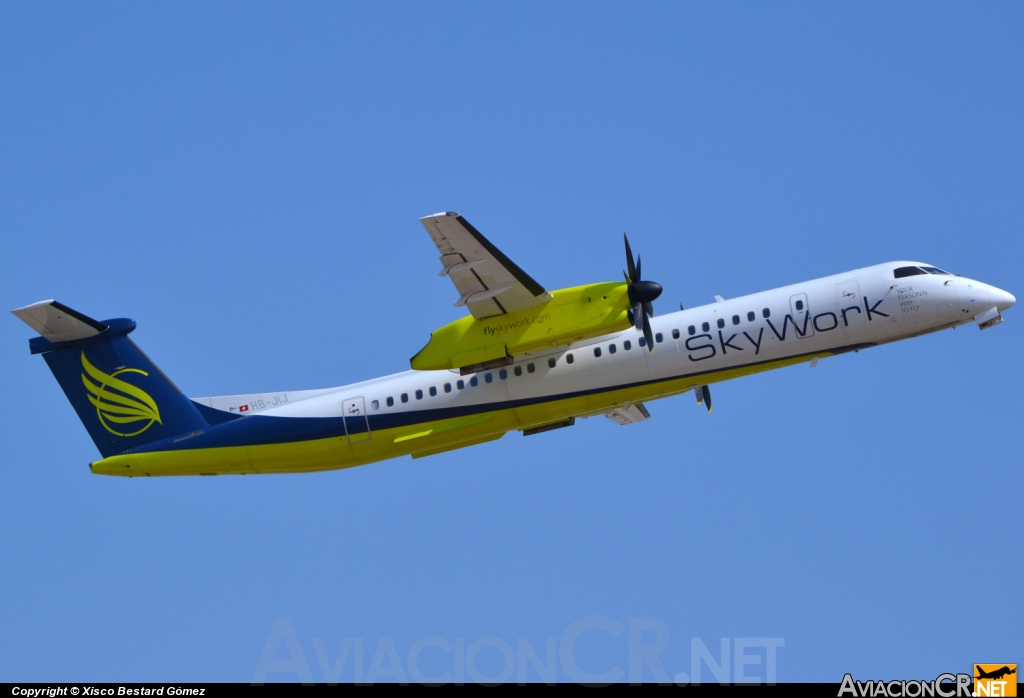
[499, 369, 507, 379]
[485, 373, 493, 383]
[566, 353, 574, 364]
[747, 311, 755, 322]
[717, 318, 725, 329]
[639, 337, 646, 347]
[762, 308, 770, 318]
[655, 333, 663, 343]
[444, 383, 452, 393]
[795, 300, 804, 311]
[514, 366, 522, 377]
[386, 396, 394, 407]
[624, 340, 632, 350]
[594, 347, 602, 357]
[415, 389, 423, 400]
[548, 357, 557, 368]
[470, 376, 478, 387]
[894, 266, 927, 278]
[609, 343, 616, 354]
[672, 329, 679, 339]
[401, 393, 409, 403]
[457, 379, 465, 389]
[429, 386, 437, 397]
[371, 399, 379, 410]
[732, 315, 740, 325]
[702, 322, 710, 332]
[688, 325, 695, 336]
[527, 363, 535, 373]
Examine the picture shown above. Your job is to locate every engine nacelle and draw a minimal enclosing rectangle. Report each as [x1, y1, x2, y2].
[411, 281, 632, 372]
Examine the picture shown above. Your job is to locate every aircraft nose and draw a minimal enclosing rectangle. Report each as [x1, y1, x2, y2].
[991, 287, 1016, 312]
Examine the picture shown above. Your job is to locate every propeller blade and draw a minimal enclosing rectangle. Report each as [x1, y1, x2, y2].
[701, 385, 712, 413]
[621, 234, 662, 346]
[624, 234, 637, 282]
[642, 314, 654, 351]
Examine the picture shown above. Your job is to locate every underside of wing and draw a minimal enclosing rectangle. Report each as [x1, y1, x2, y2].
[421, 212, 551, 319]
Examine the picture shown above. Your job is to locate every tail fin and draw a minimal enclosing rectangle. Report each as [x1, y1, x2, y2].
[12, 300, 207, 458]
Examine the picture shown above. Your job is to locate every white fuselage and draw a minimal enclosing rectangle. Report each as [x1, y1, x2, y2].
[194, 262, 1014, 430]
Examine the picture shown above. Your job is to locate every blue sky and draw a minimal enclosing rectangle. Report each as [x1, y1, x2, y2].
[1, 2, 1020, 683]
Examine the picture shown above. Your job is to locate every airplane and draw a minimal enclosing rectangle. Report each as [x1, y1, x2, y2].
[12, 211, 1016, 477]
[975, 666, 1016, 681]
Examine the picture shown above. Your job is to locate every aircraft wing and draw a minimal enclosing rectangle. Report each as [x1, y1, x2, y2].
[420, 212, 552, 319]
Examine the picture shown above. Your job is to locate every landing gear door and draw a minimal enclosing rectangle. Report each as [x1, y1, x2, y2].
[342, 397, 371, 443]
[789, 293, 813, 337]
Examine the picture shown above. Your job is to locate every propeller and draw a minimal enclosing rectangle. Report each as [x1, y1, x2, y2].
[623, 234, 663, 351]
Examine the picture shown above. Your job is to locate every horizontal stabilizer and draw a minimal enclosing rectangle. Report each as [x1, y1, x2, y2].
[11, 300, 107, 343]
[605, 402, 651, 425]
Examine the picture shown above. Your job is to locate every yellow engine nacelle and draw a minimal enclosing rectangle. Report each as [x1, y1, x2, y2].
[411, 282, 632, 372]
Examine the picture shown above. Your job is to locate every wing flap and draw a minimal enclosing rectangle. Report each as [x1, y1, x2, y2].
[421, 212, 551, 319]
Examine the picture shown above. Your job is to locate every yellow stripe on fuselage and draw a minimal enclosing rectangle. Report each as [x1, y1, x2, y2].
[90, 350, 829, 477]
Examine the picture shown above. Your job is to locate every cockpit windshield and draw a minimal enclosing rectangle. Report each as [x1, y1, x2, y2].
[894, 265, 952, 278]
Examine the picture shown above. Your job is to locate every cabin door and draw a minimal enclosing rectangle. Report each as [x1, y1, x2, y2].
[342, 396, 371, 443]
[789, 293, 813, 337]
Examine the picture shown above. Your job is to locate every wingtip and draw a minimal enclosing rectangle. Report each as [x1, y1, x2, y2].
[11, 299, 56, 315]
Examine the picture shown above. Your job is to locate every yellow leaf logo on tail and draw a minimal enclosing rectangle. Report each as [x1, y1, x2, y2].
[80, 352, 162, 437]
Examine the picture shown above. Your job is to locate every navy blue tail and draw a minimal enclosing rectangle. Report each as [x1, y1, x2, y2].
[30, 318, 208, 458]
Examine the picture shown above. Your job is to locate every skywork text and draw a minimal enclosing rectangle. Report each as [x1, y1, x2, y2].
[685, 295, 888, 362]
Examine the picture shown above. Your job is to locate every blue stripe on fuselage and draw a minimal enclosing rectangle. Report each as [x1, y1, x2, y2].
[125, 342, 874, 456]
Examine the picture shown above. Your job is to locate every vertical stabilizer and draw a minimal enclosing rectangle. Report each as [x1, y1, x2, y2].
[13, 301, 208, 458]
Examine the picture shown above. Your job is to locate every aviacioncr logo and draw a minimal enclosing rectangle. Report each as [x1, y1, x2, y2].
[80, 352, 162, 437]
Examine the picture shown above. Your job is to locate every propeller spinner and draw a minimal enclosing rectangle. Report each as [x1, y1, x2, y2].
[623, 234, 663, 351]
